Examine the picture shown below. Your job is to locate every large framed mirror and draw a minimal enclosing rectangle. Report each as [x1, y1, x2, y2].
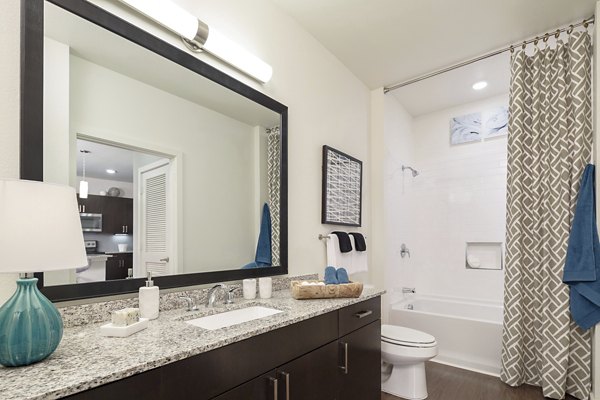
[21, 0, 288, 301]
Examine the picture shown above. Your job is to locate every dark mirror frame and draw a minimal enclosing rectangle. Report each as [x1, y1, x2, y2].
[20, 0, 288, 302]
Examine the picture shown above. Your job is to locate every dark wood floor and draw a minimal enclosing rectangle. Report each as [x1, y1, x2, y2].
[381, 362, 578, 400]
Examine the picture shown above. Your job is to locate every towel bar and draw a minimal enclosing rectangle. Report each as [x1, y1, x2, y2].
[318, 234, 367, 240]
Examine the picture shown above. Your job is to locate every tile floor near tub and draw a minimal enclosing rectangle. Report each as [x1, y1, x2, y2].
[381, 362, 578, 400]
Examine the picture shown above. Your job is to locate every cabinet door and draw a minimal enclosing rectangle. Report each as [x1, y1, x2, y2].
[78, 194, 103, 214]
[213, 371, 278, 400]
[102, 197, 133, 234]
[105, 255, 127, 280]
[338, 321, 381, 400]
[277, 341, 339, 400]
[124, 197, 133, 235]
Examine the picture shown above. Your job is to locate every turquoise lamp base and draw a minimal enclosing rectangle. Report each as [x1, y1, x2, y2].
[0, 278, 63, 367]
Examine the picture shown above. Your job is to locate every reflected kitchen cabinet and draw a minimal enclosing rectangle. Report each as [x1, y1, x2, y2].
[106, 253, 132, 280]
[77, 194, 104, 214]
[103, 197, 133, 235]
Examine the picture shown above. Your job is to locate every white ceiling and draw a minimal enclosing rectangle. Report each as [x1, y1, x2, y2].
[270, 0, 596, 90]
[45, 2, 280, 128]
[391, 51, 510, 116]
[76, 140, 162, 183]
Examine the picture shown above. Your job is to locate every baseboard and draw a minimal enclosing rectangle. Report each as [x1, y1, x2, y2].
[429, 358, 500, 378]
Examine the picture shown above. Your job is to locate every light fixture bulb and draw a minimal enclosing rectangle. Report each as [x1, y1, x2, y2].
[106, 169, 117, 174]
[472, 81, 488, 90]
[79, 180, 89, 199]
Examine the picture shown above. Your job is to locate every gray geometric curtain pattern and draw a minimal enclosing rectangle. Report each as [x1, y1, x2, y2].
[267, 126, 281, 266]
[500, 31, 592, 400]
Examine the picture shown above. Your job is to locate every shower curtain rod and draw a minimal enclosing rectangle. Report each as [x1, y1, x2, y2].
[383, 16, 595, 94]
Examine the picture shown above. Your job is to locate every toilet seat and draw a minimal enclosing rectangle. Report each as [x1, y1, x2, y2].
[381, 325, 436, 348]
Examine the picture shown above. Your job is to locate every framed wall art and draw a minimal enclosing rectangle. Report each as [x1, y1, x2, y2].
[321, 145, 362, 226]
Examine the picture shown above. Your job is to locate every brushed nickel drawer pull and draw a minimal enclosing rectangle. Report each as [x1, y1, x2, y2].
[269, 377, 278, 400]
[340, 342, 349, 374]
[354, 310, 373, 319]
[278, 371, 290, 400]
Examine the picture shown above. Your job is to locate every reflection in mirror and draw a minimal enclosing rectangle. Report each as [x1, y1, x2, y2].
[42, 2, 282, 286]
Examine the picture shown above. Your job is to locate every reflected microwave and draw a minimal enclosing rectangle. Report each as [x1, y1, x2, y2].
[80, 213, 102, 232]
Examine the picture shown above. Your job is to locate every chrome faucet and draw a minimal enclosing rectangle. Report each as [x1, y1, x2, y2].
[206, 284, 227, 307]
[225, 287, 240, 305]
[400, 243, 411, 258]
[402, 287, 415, 295]
[179, 296, 199, 312]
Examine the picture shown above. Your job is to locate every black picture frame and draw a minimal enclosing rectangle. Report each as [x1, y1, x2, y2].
[20, 0, 288, 302]
[321, 145, 362, 227]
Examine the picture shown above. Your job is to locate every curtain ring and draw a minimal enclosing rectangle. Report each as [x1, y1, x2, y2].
[543, 33, 549, 43]
[533, 36, 539, 45]
[509, 45, 514, 53]
[554, 29, 560, 39]
[521, 41, 527, 50]
[583, 19, 589, 28]
[567, 25, 574, 34]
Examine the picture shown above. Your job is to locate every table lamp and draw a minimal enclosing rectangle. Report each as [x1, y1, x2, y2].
[0, 179, 87, 367]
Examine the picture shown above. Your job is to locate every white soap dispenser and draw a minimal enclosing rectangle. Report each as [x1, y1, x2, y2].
[139, 272, 159, 320]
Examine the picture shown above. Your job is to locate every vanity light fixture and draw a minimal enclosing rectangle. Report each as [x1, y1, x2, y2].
[0, 180, 87, 367]
[472, 81, 488, 90]
[79, 149, 91, 199]
[106, 169, 117, 174]
[118, 0, 273, 83]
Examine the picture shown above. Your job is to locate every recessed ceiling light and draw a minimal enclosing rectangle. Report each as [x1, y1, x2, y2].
[106, 169, 117, 174]
[472, 81, 488, 90]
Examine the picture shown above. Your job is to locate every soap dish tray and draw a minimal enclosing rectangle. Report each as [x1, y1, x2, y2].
[100, 318, 149, 337]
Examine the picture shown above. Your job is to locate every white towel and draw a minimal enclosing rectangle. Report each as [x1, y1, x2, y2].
[349, 235, 368, 274]
[326, 232, 353, 271]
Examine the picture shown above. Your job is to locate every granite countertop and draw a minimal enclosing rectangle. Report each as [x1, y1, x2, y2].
[0, 288, 384, 400]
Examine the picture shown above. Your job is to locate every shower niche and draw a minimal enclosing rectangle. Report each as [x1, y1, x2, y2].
[465, 242, 503, 270]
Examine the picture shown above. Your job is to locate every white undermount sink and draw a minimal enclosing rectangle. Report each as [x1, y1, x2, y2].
[186, 306, 283, 330]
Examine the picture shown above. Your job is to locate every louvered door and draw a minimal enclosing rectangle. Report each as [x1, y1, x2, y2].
[139, 160, 172, 277]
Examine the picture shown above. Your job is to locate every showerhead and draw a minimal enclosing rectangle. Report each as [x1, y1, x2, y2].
[402, 165, 419, 178]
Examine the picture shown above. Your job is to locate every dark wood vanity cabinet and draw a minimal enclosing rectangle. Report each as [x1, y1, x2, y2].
[102, 196, 133, 235]
[65, 297, 381, 400]
[105, 253, 132, 280]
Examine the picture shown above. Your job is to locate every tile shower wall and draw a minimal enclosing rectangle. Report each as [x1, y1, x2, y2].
[385, 94, 508, 304]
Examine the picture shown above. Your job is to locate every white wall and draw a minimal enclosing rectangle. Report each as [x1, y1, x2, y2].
[68, 55, 257, 270]
[76, 176, 134, 199]
[383, 94, 508, 307]
[0, 0, 370, 302]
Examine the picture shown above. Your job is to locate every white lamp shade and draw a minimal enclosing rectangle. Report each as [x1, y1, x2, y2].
[0, 180, 88, 273]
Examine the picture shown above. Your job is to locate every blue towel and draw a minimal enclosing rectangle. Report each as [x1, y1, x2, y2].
[336, 268, 350, 284]
[324, 266, 339, 285]
[563, 164, 600, 329]
[255, 203, 272, 266]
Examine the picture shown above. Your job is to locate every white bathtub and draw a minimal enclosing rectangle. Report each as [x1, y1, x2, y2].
[389, 294, 503, 376]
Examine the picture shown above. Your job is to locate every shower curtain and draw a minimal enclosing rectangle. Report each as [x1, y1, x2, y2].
[267, 126, 281, 266]
[500, 31, 592, 399]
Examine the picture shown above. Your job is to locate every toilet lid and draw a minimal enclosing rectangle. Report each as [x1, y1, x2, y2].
[381, 325, 436, 347]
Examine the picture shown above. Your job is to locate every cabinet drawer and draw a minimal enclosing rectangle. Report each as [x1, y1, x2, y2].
[338, 297, 380, 336]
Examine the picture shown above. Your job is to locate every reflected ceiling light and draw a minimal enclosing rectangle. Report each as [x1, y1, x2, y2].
[106, 169, 117, 174]
[472, 81, 488, 90]
[118, 0, 273, 83]
[79, 150, 90, 199]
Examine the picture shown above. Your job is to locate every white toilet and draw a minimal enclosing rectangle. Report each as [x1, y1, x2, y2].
[381, 324, 438, 400]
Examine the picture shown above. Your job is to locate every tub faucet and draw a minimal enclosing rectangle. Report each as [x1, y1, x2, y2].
[402, 287, 415, 295]
[206, 284, 227, 307]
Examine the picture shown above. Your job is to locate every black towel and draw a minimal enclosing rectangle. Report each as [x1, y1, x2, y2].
[332, 231, 352, 253]
[349, 232, 367, 252]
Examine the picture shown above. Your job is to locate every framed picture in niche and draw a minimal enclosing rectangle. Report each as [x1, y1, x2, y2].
[321, 145, 363, 227]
